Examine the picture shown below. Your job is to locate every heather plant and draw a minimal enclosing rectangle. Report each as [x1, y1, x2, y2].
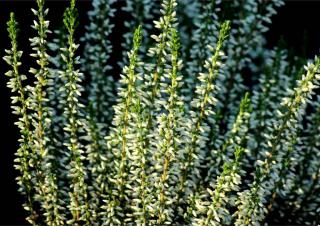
[3, 0, 320, 225]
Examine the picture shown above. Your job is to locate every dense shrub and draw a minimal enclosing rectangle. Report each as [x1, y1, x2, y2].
[3, 0, 320, 225]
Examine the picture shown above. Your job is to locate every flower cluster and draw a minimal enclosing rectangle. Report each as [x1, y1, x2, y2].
[3, 0, 320, 225]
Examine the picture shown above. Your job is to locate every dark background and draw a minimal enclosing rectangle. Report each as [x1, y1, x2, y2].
[0, 0, 320, 225]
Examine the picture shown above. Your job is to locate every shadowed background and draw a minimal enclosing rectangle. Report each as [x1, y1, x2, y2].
[0, 0, 319, 224]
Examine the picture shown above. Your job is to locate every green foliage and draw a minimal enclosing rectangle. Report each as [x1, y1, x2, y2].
[3, 0, 320, 225]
